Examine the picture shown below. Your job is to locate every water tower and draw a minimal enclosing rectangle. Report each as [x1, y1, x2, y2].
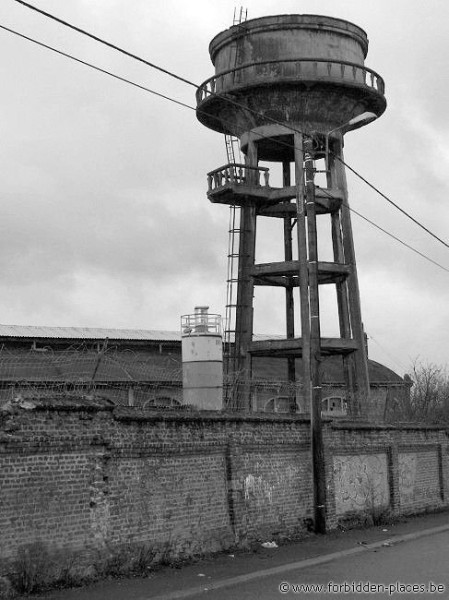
[196, 14, 386, 414]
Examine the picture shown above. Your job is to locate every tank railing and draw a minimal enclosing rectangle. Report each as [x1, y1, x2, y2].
[207, 163, 270, 192]
[196, 58, 385, 104]
[181, 313, 222, 336]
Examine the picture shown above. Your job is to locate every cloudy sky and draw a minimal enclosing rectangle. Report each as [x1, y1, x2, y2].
[0, 0, 448, 375]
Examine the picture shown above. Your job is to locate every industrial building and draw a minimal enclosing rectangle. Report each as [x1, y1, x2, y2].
[0, 324, 409, 420]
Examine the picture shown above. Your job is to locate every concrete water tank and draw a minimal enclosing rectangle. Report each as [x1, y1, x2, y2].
[196, 14, 386, 150]
[181, 306, 223, 410]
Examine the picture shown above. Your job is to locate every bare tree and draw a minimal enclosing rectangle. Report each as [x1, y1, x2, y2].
[408, 360, 449, 423]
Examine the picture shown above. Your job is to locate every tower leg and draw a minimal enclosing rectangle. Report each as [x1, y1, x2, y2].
[294, 132, 311, 412]
[329, 192, 357, 414]
[234, 139, 258, 410]
[283, 160, 296, 412]
[330, 137, 370, 416]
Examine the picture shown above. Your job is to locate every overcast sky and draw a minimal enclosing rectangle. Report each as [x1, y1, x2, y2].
[0, 0, 448, 375]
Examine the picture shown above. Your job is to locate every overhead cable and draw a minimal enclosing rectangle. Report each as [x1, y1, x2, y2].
[318, 187, 449, 274]
[350, 207, 449, 273]
[0, 24, 196, 112]
[334, 155, 449, 250]
[12, 0, 198, 89]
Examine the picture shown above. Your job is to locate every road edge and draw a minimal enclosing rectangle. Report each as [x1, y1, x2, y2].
[145, 523, 449, 600]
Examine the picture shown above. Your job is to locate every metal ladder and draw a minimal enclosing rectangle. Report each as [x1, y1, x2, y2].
[223, 7, 247, 396]
[233, 6, 247, 25]
[223, 135, 241, 381]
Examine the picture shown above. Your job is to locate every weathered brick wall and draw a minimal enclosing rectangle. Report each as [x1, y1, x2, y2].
[1, 398, 448, 582]
[229, 443, 312, 541]
[332, 453, 390, 515]
[325, 423, 449, 528]
[0, 399, 313, 575]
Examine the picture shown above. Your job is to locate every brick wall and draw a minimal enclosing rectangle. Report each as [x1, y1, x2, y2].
[325, 423, 449, 528]
[1, 398, 448, 581]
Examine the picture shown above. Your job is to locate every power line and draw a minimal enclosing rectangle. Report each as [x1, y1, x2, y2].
[0, 25, 197, 112]
[12, 0, 198, 89]
[12, 0, 449, 254]
[318, 187, 449, 273]
[350, 206, 449, 273]
[334, 154, 449, 250]
[2, 21, 449, 275]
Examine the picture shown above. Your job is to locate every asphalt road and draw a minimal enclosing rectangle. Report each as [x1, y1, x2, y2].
[29, 514, 449, 600]
[194, 529, 449, 599]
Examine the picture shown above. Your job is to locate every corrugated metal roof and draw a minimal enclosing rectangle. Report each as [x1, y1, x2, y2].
[0, 325, 284, 343]
[0, 324, 181, 342]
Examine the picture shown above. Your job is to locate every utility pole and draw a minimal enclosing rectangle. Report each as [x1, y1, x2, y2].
[304, 136, 327, 534]
[283, 159, 296, 412]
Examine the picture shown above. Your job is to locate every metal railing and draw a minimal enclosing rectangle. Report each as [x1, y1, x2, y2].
[181, 312, 222, 336]
[207, 163, 270, 192]
[196, 58, 385, 104]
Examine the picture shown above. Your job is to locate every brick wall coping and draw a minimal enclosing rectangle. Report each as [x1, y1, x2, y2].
[1, 397, 314, 424]
[113, 407, 316, 424]
[5, 398, 447, 432]
[2, 397, 115, 412]
[331, 420, 449, 432]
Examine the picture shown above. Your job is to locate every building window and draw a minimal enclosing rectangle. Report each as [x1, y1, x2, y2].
[264, 396, 294, 413]
[322, 396, 347, 416]
[143, 396, 181, 408]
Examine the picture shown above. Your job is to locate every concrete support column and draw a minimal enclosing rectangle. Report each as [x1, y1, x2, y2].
[331, 137, 370, 416]
[234, 138, 258, 410]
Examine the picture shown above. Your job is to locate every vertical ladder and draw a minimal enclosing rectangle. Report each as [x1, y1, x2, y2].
[224, 7, 247, 403]
[223, 135, 241, 384]
[233, 6, 248, 25]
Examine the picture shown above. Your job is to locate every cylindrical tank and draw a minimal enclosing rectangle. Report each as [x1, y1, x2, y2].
[196, 14, 386, 144]
[181, 306, 223, 410]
